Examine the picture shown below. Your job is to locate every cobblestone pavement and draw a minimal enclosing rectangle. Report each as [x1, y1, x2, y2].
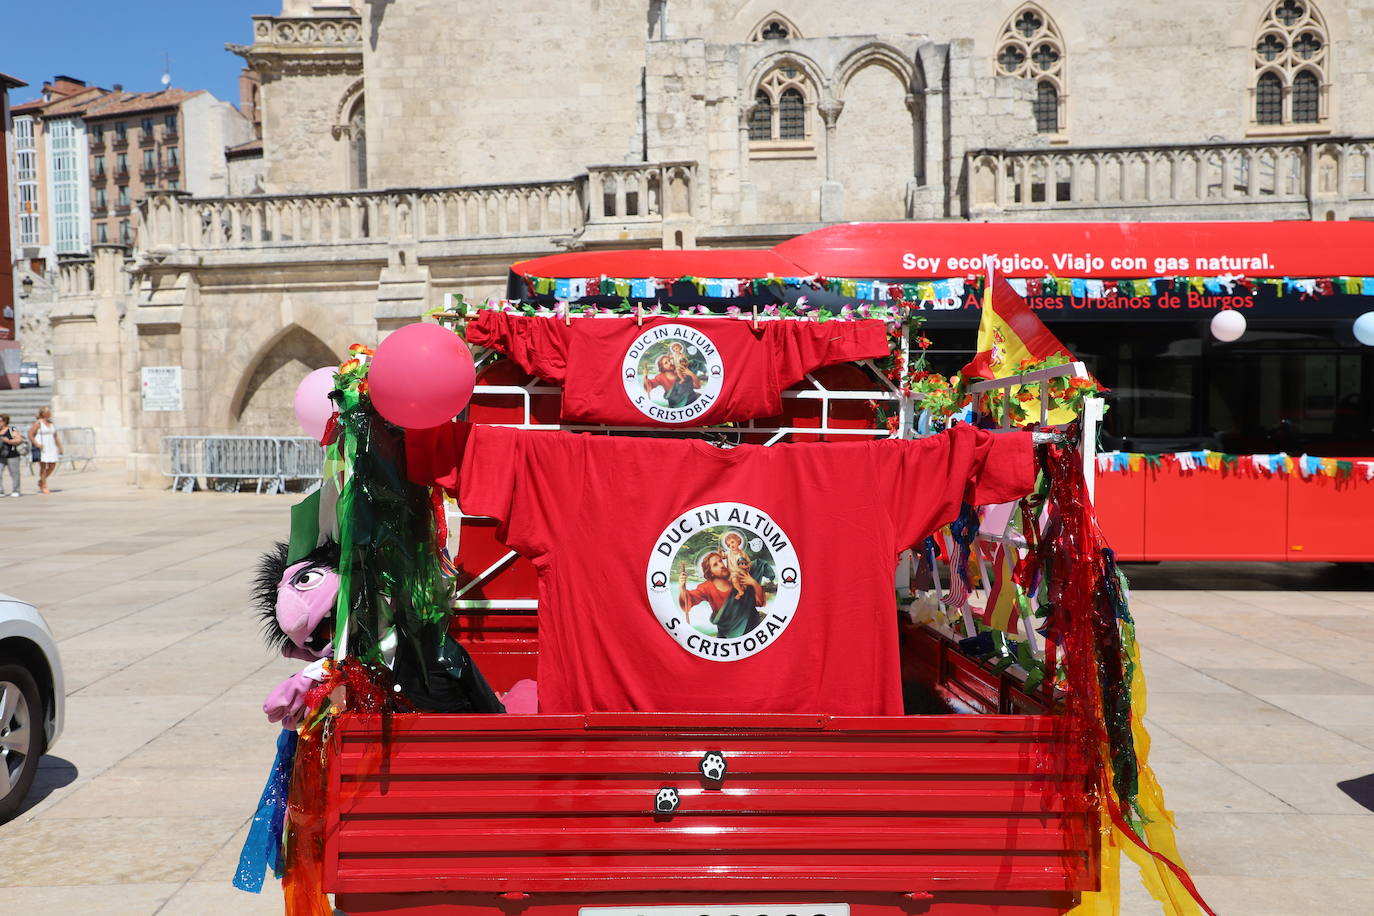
[1, 466, 1371, 914]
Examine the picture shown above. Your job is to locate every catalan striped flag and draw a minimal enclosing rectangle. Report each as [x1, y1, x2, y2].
[980, 544, 1021, 635]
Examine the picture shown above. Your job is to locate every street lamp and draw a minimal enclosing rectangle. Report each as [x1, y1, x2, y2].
[19, 276, 33, 298]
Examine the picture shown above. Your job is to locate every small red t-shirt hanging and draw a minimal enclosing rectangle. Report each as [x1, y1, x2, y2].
[465, 312, 890, 426]
[408, 422, 1035, 715]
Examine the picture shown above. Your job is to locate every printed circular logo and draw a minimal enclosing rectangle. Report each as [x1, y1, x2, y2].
[622, 324, 724, 424]
[646, 502, 801, 661]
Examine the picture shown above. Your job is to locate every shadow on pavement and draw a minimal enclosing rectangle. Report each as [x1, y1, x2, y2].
[1337, 773, 1374, 813]
[16, 756, 78, 817]
[1120, 561, 1373, 591]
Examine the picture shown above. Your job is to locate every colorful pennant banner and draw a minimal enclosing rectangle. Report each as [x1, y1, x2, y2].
[516, 273, 1374, 303]
[1096, 450, 1374, 480]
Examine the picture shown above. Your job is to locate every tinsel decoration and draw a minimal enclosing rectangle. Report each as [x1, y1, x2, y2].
[280, 659, 396, 916]
[1038, 444, 1215, 916]
[233, 728, 298, 893]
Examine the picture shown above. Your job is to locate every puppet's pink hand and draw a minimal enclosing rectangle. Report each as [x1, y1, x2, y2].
[264, 671, 315, 729]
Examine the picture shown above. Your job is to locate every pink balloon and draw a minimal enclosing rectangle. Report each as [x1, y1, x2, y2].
[369, 323, 475, 429]
[293, 367, 337, 441]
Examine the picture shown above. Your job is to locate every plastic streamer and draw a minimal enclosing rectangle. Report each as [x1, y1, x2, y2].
[279, 659, 397, 915]
[272, 350, 460, 914]
[1038, 444, 1215, 916]
[232, 728, 298, 892]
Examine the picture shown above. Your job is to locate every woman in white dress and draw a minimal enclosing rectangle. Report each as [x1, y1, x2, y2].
[27, 406, 61, 495]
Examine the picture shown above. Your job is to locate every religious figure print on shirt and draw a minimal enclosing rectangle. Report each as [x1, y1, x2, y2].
[621, 324, 724, 423]
[646, 502, 800, 661]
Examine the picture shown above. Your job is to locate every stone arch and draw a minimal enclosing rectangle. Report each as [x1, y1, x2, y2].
[835, 43, 915, 99]
[744, 50, 829, 108]
[1249, 0, 1330, 126]
[747, 11, 802, 42]
[833, 54, 916, 219]
[229, 323, 340, 434]
[994, 2, 1067, 135]
[332, 78, 367, 189]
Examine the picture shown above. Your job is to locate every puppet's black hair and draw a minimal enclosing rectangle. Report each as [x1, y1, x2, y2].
[254, 540, 342, 652]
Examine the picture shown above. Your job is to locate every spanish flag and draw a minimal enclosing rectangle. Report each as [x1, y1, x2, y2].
[979, 543, 1021, 635]
[960, 274, 1087, 425]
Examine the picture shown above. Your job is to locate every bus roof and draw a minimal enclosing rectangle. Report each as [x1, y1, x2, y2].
[512, 222, 1374, 281]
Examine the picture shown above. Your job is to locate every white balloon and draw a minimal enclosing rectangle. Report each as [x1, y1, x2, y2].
[1354, 311, 1374, 347]
[1210, 309, 1247, 342]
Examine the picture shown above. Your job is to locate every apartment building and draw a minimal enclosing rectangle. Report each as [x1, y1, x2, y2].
[1, 72, 26, 386]
[10, 77, 106, 270]
[8, 77, 251, 266]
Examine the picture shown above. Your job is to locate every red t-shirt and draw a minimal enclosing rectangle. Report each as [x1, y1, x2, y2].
[465, 312, 891, 426]
[408, 423, 1035, 715]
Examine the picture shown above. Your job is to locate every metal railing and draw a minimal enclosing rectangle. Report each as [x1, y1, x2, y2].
[55, 427, 96, 471]
[160, 435, 324, 494]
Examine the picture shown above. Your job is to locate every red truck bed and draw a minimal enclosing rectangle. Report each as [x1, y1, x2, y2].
[325, 704, 1095, 915]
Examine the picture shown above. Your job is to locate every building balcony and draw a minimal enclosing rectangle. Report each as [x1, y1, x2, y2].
[91, 171, 107, 184]
[114, 168, 130, 180]
[88, 135, 104, 152]
[91, 205, 108, 217]
[159, 163, 180, 178]
[964, 136, 1374, 221]
[114, 203, 131, 215]
[136, 162, 700, 255]
[138, 133, 156, 149]
[111, 136, 128, 150]
[162, 130, 179, 144]
[140, 169, 158, 183]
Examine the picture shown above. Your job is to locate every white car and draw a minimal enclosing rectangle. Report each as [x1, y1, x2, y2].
[0, 594, 64, 823]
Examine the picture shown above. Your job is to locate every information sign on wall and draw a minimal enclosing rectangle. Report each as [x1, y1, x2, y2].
[141, 366, 183, 411]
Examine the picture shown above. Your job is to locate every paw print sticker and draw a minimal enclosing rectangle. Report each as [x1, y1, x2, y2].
[654, 786, 680, 814]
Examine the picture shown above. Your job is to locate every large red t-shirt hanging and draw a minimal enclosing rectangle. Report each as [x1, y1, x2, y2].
[409, 423, 1035, 715]
[465, 312, 891, 426]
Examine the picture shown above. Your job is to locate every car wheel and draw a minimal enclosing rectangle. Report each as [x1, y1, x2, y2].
[0, 663, 43, 823]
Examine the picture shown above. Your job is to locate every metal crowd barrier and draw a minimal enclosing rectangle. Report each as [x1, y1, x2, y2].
[19, 426, 97, 475]
[160, 435, 324, 494]
[55, 427, 96, 471]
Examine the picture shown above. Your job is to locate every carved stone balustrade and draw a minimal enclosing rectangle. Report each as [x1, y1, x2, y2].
[137, 163, 701, 258]
[580, 161, 698, 246]
[967, 138, 1374, 221]
[139, 181, 586, 255]
[250, 15, 363, 47]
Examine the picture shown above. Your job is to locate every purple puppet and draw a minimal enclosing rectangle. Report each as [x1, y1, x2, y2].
[254, 542, 341, 729]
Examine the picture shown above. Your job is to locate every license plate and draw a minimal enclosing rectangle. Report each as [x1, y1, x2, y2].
[581, 907, 850, 916]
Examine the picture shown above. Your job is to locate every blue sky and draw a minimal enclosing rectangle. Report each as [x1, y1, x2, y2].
[2, 1, 269, 107]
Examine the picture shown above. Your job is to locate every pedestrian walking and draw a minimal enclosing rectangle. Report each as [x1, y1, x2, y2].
[27, 407, 61, 495]
[0, 414, 23, 496]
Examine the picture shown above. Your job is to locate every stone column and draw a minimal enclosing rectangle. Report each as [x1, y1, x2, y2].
[818, 101, 845, 222]
[49, 245, 132, 459]
[737, 105, 758, 224]
[912, 43, 949, 219]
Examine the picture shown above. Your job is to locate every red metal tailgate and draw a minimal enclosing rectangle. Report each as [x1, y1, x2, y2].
[323, 713, 1095, 901]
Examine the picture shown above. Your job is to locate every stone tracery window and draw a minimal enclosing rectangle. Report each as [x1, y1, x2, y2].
[748, 65, 815, 149]
[1251, 0, 1329, 127]
[749, 13, 801, 42]
[995, 3, 1066, 135]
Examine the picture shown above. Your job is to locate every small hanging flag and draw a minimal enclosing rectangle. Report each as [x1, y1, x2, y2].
[980, 544, 1022, 635]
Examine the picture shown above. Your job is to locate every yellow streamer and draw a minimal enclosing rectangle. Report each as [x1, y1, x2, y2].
[1067, 629, 1212, 916]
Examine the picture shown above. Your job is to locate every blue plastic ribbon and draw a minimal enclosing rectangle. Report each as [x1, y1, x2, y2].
[233, 728, 298, 893]
[1071, 278, 1087, 297]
